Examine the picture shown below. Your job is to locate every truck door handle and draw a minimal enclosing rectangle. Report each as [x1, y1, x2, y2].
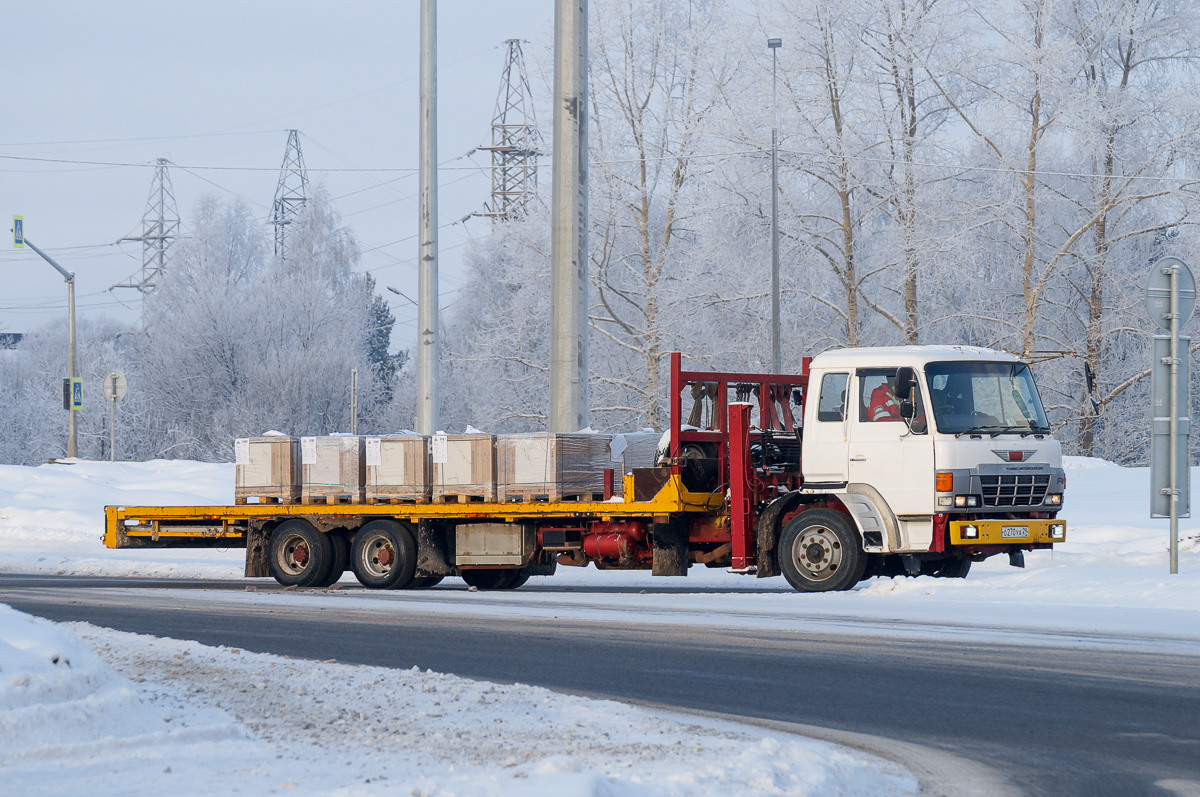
[850, 455, 866, 461]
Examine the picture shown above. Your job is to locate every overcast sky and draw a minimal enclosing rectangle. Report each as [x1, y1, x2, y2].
[1, 0, 554, 347]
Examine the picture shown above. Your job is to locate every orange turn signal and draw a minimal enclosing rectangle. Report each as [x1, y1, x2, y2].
[935, 472, 954, 492]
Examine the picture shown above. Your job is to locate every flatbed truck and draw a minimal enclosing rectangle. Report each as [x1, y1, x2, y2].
[104, 346, 1067, 592]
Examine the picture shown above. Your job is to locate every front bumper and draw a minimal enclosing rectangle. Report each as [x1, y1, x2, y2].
[949, 519, 1065, 545]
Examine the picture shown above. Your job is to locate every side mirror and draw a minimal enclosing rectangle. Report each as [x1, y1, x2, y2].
[899, 399, 915, 420]
[894, 366, 916, 400]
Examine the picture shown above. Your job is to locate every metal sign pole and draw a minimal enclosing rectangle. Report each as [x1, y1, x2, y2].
[1169, 265, 1180, 574]
[110, 395, 116, 463]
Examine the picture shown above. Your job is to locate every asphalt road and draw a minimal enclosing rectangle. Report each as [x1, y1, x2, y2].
[2, 572, 1197, 797]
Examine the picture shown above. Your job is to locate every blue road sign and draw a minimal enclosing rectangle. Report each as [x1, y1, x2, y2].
[71, 378, 83, 410]
[13, 216, 24, 248]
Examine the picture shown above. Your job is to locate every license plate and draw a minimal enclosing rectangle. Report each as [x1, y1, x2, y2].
[1001, 526, 1028, 538]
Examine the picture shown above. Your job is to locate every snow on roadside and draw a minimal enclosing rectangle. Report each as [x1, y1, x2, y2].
[0, 604, 916, 796]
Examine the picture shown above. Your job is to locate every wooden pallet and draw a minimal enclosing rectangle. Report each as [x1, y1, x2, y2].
[433, 492, 491, 504]
[300, 494, 358, 505]
[234, 495, 294, 506]
[365, 496, 431, 505]
[501, 492, 607, 504]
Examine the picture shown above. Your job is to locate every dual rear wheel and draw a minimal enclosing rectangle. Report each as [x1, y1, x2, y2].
[268, 519, 425, 589]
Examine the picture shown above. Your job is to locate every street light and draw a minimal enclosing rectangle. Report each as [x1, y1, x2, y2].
[768, 36, 782, 374]
[13, 223, 78, 458]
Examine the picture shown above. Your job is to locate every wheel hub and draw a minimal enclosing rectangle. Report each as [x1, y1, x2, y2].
[795, 527, 842, 579]
[377, 546, 394, 567]
[291, 544, 309, 566]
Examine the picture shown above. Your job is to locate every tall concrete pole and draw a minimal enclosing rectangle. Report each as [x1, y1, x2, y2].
[417, 0, 440, 435]
[768, 37, 782, 374]
[549, 0, 590, 433]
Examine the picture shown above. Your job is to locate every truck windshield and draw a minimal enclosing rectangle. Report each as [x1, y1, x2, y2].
[924, 361, 1050, 436]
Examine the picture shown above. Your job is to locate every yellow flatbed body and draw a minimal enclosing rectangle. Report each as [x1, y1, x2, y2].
[104, 475, 722, 549]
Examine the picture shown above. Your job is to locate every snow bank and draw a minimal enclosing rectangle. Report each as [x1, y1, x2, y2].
[0, 604, 915, 796]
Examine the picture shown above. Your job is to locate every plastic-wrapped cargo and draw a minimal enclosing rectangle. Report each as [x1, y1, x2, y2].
[607, 432, 663, 497]
[432, 434, 496, 502]
[496, 433, 613, 502]
[301, 435, 366, 504]
[234, 436, 301, 504]
[365, 435, 430, 503]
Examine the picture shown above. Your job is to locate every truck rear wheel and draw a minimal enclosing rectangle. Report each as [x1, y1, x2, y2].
[779, 509, 866, 593]
[268, 520, 333, 588]
[350, 520, 417, 589]
[313, 532, 349, 588]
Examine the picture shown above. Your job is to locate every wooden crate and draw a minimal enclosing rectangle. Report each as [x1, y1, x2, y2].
[432, 434, 496, 502]
[365, 435, 431, 503]
[301, 436, 365, 503]
[496, 433, 612, 502]
[235, 437, 301, 504]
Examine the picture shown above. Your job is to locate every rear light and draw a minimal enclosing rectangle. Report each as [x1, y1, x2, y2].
[936, 472, 954, 492]
[962, 524, 979, 540]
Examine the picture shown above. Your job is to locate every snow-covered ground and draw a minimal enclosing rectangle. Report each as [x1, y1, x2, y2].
[0, 604, 914, 796]
[1, 456, 1198, 794]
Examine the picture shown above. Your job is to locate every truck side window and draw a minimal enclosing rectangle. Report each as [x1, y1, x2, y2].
[817, 373, 849, 422]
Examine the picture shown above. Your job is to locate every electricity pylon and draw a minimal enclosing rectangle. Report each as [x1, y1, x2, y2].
[113, 158, 179, 293]
[478, 39, 542, 220]
[272, 129, 309, 260]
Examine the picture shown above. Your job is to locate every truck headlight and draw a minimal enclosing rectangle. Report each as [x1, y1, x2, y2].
[1047, 493, 1062, 505]
[953, 495, 979, 508]
[962, 524, 979, 540]
[1049, 523, 1065, 540]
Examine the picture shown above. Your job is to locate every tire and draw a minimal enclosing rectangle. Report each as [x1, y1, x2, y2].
[460, 569, 519, 590]
[314, 532, 349, 588]
[505, 571, 531, 590]
[350, 520, 417, 590]
[405, 575, 445, 589]
[778, 509, 866, 593]
[268, 520, 333, 588]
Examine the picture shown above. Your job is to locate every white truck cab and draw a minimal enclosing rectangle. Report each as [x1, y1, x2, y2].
[796, 346, 1065, 579]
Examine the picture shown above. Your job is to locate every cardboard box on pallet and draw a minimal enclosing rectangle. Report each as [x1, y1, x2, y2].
[365, 435, 431, 502]
[234, 436, 301, 504]
[432, 434, 496, 502]
[608, 432, 663, 496]
[496, 433, 613, 502]
[301, 435, 366, 503]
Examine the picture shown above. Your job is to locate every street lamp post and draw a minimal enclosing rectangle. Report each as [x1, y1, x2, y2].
[768, 36, 782, 374]
[22, 237, 78, 458]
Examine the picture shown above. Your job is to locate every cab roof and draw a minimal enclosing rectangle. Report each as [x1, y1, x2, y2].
[809, 345, 1021, 371]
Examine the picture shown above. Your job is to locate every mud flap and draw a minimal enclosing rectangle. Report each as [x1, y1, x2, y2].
[415, 519, 454, 577]
[652, 519, 689, 576]
[756, 492, 803, 578]
[244, 521, 270, 578]
[526, 550, 558, 576]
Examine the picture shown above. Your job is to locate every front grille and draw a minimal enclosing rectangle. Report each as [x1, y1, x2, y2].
[980, 474, 1050, 507]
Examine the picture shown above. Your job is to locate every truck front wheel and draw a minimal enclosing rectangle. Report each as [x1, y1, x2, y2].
[779, 509, 866, 593]
[268, 520, 333, 588]
[350, 520, 417, 589]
